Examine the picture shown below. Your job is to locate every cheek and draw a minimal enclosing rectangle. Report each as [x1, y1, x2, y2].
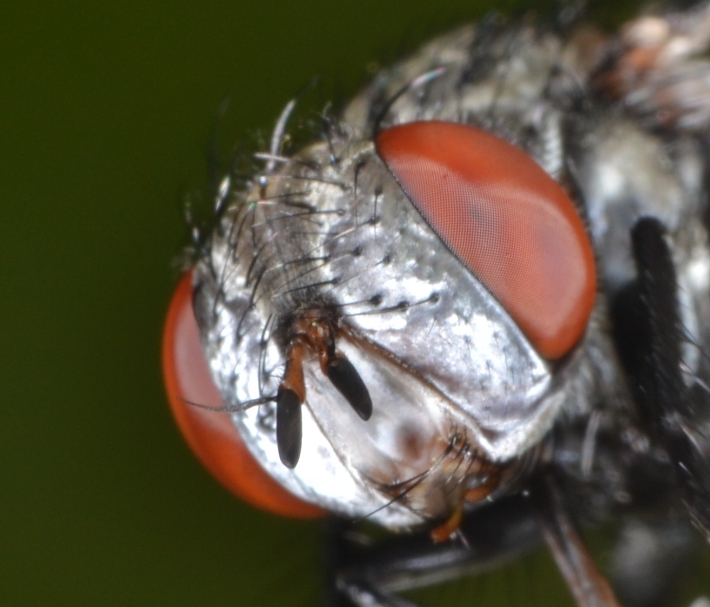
[162, 271, 325, 519]
[376, 121, 597, 360]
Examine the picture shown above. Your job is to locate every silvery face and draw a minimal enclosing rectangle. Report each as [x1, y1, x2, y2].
[192, 15, 710, 529]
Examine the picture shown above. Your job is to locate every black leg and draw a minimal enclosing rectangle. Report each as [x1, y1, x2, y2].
[323, 495, 543, 607]
[616, 217, 710, 538]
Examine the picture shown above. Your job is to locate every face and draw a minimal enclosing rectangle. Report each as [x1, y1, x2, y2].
[163, 5, 710, 605]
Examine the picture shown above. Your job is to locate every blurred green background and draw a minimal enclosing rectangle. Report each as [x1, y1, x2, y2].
[5, 0, 704, 606]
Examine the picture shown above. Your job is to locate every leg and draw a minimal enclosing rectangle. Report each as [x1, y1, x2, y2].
[620, 218, 710, 537]
[326, 494, 542, 607]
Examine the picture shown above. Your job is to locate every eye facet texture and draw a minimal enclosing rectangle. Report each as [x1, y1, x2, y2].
[162, 272, 324, 518]
[376, 121, 597, 360]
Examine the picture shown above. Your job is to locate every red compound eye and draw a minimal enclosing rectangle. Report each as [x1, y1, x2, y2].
[162, 272, 325, 518]
[376, 121, 597, 360]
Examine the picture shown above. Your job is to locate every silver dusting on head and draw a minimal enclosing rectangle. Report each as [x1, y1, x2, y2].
[193, 15, 710, 528]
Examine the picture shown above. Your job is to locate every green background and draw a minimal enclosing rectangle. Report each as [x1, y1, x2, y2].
[3, 0, 706, 606]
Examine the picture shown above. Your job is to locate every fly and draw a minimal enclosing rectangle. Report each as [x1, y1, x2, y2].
[163, 3, 710, 605]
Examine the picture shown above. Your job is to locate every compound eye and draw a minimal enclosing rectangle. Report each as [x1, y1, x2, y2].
[162, 272, 325, 518]
[376, 121, 596, 360]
